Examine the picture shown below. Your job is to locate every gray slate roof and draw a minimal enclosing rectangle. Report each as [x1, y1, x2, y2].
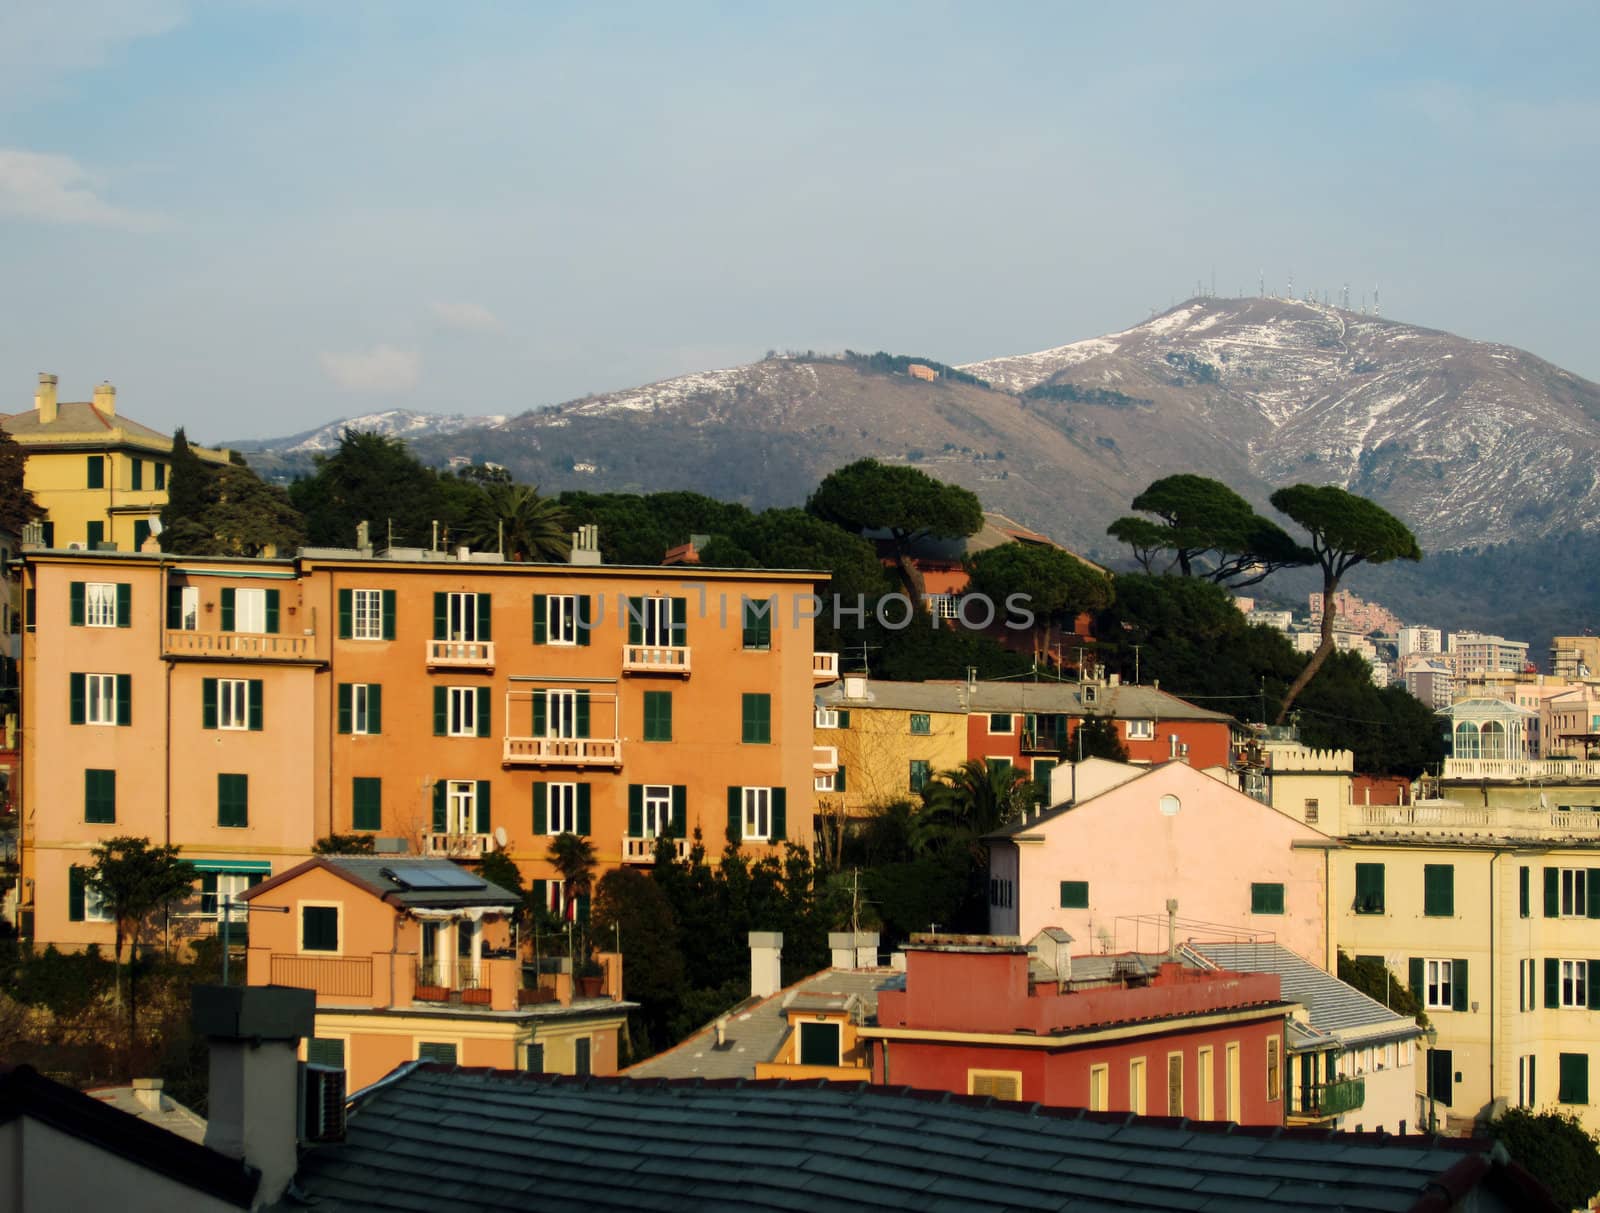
[625, 968, 901, 1080]
[84, 1084, 207, 1144]
[243, 857, 518, 911]
[286, 1067, 1553, 1212]
[1187, 942, 1422, 1045]
[815, 678, 1233, 723]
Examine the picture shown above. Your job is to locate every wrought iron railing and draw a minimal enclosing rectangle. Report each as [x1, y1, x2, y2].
[270, 953, 373, 998]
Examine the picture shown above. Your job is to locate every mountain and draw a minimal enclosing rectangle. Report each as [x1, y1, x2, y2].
[237, 299, 1600, 562]
[230, 408, 509, 477]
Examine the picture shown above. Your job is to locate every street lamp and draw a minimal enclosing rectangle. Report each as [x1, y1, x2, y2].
[219, 893, 289, 986]
[1423, 1024, 1439, 1133]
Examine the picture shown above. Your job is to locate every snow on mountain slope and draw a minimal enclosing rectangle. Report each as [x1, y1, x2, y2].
[231, 409, 509, 454]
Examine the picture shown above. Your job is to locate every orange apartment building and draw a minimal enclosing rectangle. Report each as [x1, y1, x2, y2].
[18, 544, 830, 949]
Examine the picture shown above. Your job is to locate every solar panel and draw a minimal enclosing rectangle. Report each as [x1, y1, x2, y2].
[394, 861, 487, 891]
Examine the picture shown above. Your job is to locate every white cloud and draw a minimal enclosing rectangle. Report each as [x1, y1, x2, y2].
[319, 345, 422, 393]
[430, 300, 503, 333]
[0, 2, 188, 105]
[0, 148, 160, 229]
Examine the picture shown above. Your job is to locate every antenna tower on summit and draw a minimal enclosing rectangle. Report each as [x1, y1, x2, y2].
[1258, 270, 1264, 298]
[1373, 286, 1380, 317]
[1342, 283, 1350, 310]
[1287, 270, 1294, 299]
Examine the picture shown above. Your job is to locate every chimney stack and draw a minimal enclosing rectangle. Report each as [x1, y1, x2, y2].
[842, 674, 867, 701]
[569, 524, 601, 565]
[192, 984, 315, 1208]
[749, 931, 783, 999]
[35, 373, 57, 424]
[828, 931, 880, 970]
[93, 381, 116, 418]
[132, 1077, 165, 1114]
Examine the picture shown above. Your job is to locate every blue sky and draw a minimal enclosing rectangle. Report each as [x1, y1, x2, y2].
[2, 1, 1596, 440]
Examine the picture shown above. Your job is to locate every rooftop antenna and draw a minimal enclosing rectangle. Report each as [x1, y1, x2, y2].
[1287, 270, 1294, 299]
[1373, 285, 1381, 317]
[1342, 283, 1350, 310]
[1210, 265, 1216, 298]
[1258, 269, 1264, 298]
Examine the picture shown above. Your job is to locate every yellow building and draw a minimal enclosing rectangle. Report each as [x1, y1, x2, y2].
[812, 675, 969, 823]
[1, 373, 230, 552]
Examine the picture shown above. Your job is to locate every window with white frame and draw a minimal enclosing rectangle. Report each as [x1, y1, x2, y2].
[351, 684, 376, 735]
[1424, 959, 1455, 1011]
[233, 588, 267, 634]
[1561, 959, 1590, 1008]
[547, 595, 579, 645]
[742, 786, 771, 841]
[445, 592, 480, 642]
[638, 596, 674, 646]
[176, 585, 199, 631]
[84, 880, 113, 923]
[203, 873, 256, 927]
[926, 594, 960, 620]
[987, 713, 1014, 735]
[447, 687, 478, 737]
[447, 781, 476, 835]
[814, 708, 839, 729]
[85, 674, 118, 725]
[643, 785, 673, 838]
[547, 783, 579, 834]
[541, 879, 569, 918]
[1126, 719, 1156, 740]
[352, 589, 384, 640]
[546, 689, 578, 738]
[217, 679, 250, 730]
[1561, 868, 1589, 917]
[85, 583, 117, 628]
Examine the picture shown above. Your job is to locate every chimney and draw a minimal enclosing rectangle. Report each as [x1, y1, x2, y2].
[93, 381, 116, 418]
[1166, 898, 1179, 959]
[828, 931, 880, 970]
[1168, 733, 1179, 760]
[192, 984, 315, 1208]
[749, 931, 783, 999]
[966, 666, 978, 694]
[569, 524, 601, 566]
[132, 1077, 165, 1114]
[842, 674, 867, 701]
[35, 373, 57, 424]
[355, 520, 371, 554]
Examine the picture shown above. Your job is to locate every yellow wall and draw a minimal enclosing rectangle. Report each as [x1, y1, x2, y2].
[814, 703, 967, 819]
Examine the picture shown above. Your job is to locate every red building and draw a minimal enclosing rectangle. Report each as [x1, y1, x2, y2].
[862, 932, 1292, 1125]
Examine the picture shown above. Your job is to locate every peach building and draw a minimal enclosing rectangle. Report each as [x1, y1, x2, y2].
[242, 856, 629, 1090]
[18, 545, 828, 949]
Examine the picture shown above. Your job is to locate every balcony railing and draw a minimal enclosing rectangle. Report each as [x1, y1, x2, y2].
[1443, 758, 1600, 781]
[270, 953, 373, 998]
[621, 835, 691, 864]
[623, 644, 690, 675]
[423, 832, 493, 859]
[426, 639, 495, 670]
[1359, 804, 1492, 829]
[164, 630, 315, 660]
[503, 736, 622, 768]
[813, 652, 839, 680]
[813, 745, 839, 773]
[1021, 727, 1067, 754]
[1296, 1076, 1365, 1118]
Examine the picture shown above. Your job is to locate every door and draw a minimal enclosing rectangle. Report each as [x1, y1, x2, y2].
[1225, 1043, 1241, 1122]
[1429, 1048, 1454, 1109]
[447, 593, 478, 642]
[1197, 1047, 1214, 1120]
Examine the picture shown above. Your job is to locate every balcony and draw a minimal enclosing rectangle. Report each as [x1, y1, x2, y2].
[410, 955, 524, 1010]
[269, 954, 374, 999]
[813, 652, 839, 680]
[503, 736, 622, 768]
[623, 644, 690, 675]
[814, 745, 839, 773]
[1443, 758, 1600, 781]
[1359, 804, 1492, 829]
[621, 835, 691, 865]
[427, 639, 495, 670]
[164, 630, 316, 662]
[1294, 1076, 1365, 1120]
[423, 832, 493, 859]
[1021, 727, 1067, 754]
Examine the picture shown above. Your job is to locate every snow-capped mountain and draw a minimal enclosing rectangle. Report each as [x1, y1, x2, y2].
[231, 409, 509, 455]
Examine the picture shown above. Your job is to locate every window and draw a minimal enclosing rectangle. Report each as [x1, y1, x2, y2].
[352, 589, 384, 640]
[417, 1041, 458, 1065]
[988, 713, 1014, 735]
[968, 1070, 1021, 1100]
[200, 871, 265, 925]
[1126, 719, 1155, 740]
[1548, 867, 1599, 918]
[445, 781, 479, 835]
[573, 1038, 591, 1078]
[1560, 1053, 1589, 1105]
[68, 866, 115, 923]
[1428, 1048, 1454, 1108]
[1354, 863, 1385, 914]
[87, 455, 104, 488]
[218, 774, 249, 828]
[1422, 959, 1458, 1011]
[1423, 864, 1454, 917]
[1546, 958, 1600, 1010]
[86, 521, 104, 549]
[217, 679, 251, 730]
[910, 713, 931, 736]
[909, 760, 931, 793]
[1560, 960, 1591, 1009]
[301, 905, 339, 952]
[1266, 1037, 1281, 1101]
[223, 587, 278, 634]
[1168, 1053, 1184, 1116]
[743, 786, 772, 840]
[547, 594, 580, 645]
[1129, 1058, 1147, 1115]
[78, 673, 128, 726]
[539, 689, 588, 739]
[1059, 880, 1089, 909]
[1250, 883, 1285, 915]
[1303, 798, 1319, 824]
[524, 1043, 545, 1073]
[84, 769, 116, 824]
[168, 585, 199, 631]
[741, 693, 771, 744]
[131, 458, 143, 491]
[547, 783, 580, 834]
[352, 778, 382, 831]
[84, 582, 119, 628]
[1196, 1047, 1214, 1120]
[643, 691, 673, 742]
[988, 876, 1013, 909]
[742, 598, 772, 650]
[815, 707, 839, 729]
[800, 1022, 841, 1067]
[630, 596, 680, 647]
[338, 683, 382, 735]
[1225, 1043, 1241, 1121]
[641, 785, 673, 838]
[1520, 865, 1530, 918]
[155, 462, 167, 490]
[1088, 1064, 1109, 1111]
[441, 592, 483, 642]
[447, 687, 480, 737]
[133, 519, 151, 551]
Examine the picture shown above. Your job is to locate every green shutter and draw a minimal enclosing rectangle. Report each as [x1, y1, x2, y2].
[264, 590, 280, 634]
[1354, 863, 1385, 914]
[338, 589, 353, 638]
[1410, 957, 1425, 999]
[69, 673, 85, 725]
[1547, 957, 1561, 1008]
[1590, 962, 1600, 1012]
[837, 709, 851, 728]
[532, 690, 546, 738]
[1520, 866, 1531, 918]
[87, 455, 103, 488]
[85, 769, 116, 823]
[477, 687, 491, 737]
[533, 783, 548, 834]
[1547, 867, 1560, 917]
[353, 777, 382, 831]
[627, 785, 643, 836]
[248, 679, 263, 731]
[368, 685, 382, 734]
[772, 788, 787, 840]
[218, 774, 248, 828]
[116, 674, 131, 726]
[433, 781, 447, 832]
[70, 582, 85, 627]
[727, 787, 741, 845]
[577, 784, 591, 835]
[220, 588, 235, 632]
[575, 689, 590, 739]
[202, 678, 218, 730]
[68, 866, 86, 921]
[1588, 871, 1600, 919]
[577, 595, 591, 646]
[576, 895, 590, 926]
[644, 691, 672, 741]
[1060, 880, 1089, 909]
[433, 592, 447, 640]
[168, 585, 184, 630]
[475, 781, 491, 834]
[835, 766, 846, 793]
[1424, 864, 1454, 917]
[1452, 959, 1468, 1012]
[338, 684, 352, 734]
[627, 597, 643, 645]
[532, 879, 547, 909]
[742, 693, 771, 744]
[670, 597, 687, 646]
[476, 594, 491, 641]
[200, 873, 219, 916]
[115, 583, 131, 627]
[382, 589, 396, 639]
[433, 687, 447, 736]
[1561, 1053, 1589, 1105]
[671, 786, 687, 838]
[533, 594, 548, 644]
[1251, 883, 1284, 915]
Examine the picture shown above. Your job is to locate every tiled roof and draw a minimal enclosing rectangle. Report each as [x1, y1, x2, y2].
[84, 1082, 207, 1144]
[815, 678, 1234, 723]
[625, 968, 902, 1080]
[288, 1067, 1557, 1212]
[2, 401, 176, 445]
[1186, 942, 1423, 1043]
[243, 857, 519, 910]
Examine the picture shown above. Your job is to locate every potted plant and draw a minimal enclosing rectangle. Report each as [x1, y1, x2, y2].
[576, 955, 605, 998]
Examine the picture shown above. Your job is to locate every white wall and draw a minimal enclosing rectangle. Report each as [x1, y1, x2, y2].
[7, 1117, 244, 1213]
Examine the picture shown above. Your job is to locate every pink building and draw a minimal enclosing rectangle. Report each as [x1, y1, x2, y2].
[985, 760, 1332, 968]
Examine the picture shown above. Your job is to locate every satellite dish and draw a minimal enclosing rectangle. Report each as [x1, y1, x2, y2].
[149, 518, 164, 535]
[493, 826, 508, 849]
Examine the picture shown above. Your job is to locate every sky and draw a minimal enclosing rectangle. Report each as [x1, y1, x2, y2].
[2, 1, 1597, 441]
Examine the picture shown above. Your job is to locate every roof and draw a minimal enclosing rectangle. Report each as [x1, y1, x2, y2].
[625, 968, 902, 1080]
[84, 1081, 207, 1144]
[816, 678, 1233, 723]
[2, 400, 172, 443]
[899, 511, 1109, 574]
[287, 1067, 1558, 1212]
[1186, 942, 1423, 1046]
[0, 1064, 257, 1208]
[243, 857, 518, 910]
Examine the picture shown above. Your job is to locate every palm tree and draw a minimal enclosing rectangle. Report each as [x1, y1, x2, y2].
[462, 483, 571, 562]
[546, 832, 597, 923]
[915, 760, 1031, 859]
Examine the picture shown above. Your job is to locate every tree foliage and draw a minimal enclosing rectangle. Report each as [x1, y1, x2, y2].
[159, 432, 303, 557]
[459, 482, 571, 561]
[290, 429, 451, 548]
[1335, 951, 1428, 1027]
[85, 837, 196, 1046]
[1107, 474, 1311, 586]
[1483, 1108, 1600, 1210]
[0, 426, 42, 534]
[313, 834, 375, 855]
[965, 542, 1114, 629]
[1073, 716, 1129, 763]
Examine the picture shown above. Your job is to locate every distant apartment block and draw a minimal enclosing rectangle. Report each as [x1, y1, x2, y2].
[1400, 656, 1455, 712]
[1542, 686, 1600, 760]
[1247, 608, 1293, 632]
[1446, 631, 1530, 677]
[1396, 626, 1442, 658]
[1308, 590, 1401, 636]
[1551, 635, 1600, 680]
